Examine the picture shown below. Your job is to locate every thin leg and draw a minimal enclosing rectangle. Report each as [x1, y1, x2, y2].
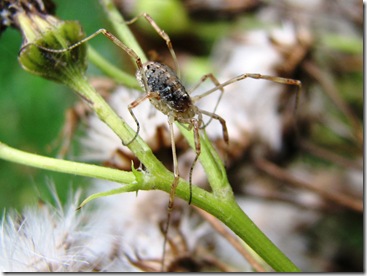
[126, 91, 160, 145]
[199, 109, 228, 146]
[126, 13, 180, 78]
[161, 117, 180, 272]
[190, 73, 224, 128]
[189, 73, 223, 95]
[29, 29, 143, 68]
[195, 73, 302, 111]
[188, 117, 201, 204]
[176, 115, 202, 205]
[200, 109, 229, 165]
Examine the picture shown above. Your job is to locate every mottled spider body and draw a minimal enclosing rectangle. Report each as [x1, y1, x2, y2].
[136, 61, 197, 121]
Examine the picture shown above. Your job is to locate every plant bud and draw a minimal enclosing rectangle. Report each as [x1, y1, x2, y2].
[2, 0, 87, 85]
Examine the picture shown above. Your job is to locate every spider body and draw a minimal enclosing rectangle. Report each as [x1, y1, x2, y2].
[136, 61, 197, 121]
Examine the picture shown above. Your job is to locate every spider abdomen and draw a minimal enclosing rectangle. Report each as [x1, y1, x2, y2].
[136, 61, 195, 119]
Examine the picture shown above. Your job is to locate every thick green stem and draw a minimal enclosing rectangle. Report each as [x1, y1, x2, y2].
[176, 124, 300, 272]
[68, 77, 168, 176]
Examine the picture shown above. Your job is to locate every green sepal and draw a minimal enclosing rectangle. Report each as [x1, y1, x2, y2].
[131, 161, 145, 185]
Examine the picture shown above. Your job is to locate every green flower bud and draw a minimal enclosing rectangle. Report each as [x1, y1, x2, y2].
[18, 15, 87, 85]
[3, 1, 87, 86]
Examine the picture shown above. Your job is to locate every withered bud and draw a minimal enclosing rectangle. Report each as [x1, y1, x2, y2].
[1, 0, 55, 35]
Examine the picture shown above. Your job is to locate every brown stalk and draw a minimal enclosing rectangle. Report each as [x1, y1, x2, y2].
[254, 158, 363, 213]
[194, 207, 268, 272]
[303, 61, 363, 146]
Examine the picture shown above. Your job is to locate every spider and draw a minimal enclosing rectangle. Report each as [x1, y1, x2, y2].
[33, 13, 301, 271]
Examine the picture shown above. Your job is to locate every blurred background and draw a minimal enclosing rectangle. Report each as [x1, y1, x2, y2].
[0, 0, 363, 272]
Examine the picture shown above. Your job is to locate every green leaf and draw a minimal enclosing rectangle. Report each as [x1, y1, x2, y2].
[78, 183, 139, 209]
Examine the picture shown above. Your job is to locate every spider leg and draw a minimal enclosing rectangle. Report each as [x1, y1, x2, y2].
[190, 73, 224, 128]
[188, 117, 201, 205]
[195, 73, 302, 111]
[175, 114, 202, 205]
[199, 109, 228, 146]
[199, 109, 229, 165]
[126, 92, 160, 145]
[126, 13, 180, 78]
[28, 28, 143, 67]
[162, 116, 180, 272]
[189, 73, 223, 95]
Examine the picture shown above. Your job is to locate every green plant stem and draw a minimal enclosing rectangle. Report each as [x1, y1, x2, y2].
[68, 77, 169, 176]
[100, 0, 147, 63]
[177, 126, 300, 272]
[0, 141, 135, 184]
[87, 45, 140, 89]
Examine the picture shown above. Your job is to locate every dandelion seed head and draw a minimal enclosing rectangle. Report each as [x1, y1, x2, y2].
[1, 189, 87, 271]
